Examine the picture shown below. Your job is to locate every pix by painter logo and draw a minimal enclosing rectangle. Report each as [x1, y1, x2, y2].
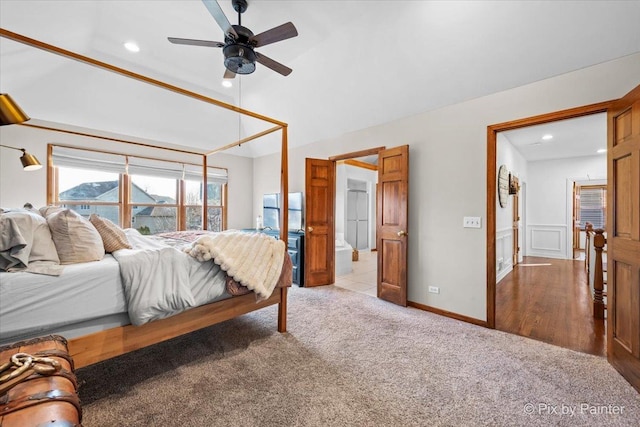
[524, 402, 625, 416]
[524, 403, 576, 416]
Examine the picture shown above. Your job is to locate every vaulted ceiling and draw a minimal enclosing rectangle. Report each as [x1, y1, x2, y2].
[1, 1, 639, 157]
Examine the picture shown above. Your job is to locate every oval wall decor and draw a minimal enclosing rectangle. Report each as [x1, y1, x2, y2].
[498, 164, 509, 208]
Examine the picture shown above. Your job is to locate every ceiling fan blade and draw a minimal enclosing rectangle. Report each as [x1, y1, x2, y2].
[168, 37, 224, 48]
[202, 0, 238, 39]
[223, 68, 236, 79]
[251, 22, 298, 48]
[255, 52, 292, 76]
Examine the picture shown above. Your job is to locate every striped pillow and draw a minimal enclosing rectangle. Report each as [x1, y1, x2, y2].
[89, 214, 132, 253]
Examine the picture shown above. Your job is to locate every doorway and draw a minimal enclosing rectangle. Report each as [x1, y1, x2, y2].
[304, 145, 409, 306]
[487, 102, 610, 355]
[335, 161, 378, 296]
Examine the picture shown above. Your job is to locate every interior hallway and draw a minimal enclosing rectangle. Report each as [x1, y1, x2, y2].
[334, 250, 377, 297]
[496, 256, 606, 356]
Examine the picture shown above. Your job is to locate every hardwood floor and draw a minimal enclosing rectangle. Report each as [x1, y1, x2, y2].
[496, 256, 606, 356]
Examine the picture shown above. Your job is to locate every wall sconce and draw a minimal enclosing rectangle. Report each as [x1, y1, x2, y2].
[0, 93, 30, 125]
[0, 93, 40, 170]
[0, 144, 42, 171]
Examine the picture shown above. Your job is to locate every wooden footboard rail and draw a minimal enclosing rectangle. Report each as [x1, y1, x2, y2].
[68, 289, 286, 369]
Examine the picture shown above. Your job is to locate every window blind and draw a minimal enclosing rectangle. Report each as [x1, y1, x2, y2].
[579, 187, 606, 229]
[52, 146, 126, 174]
[52, 146, 227, 183]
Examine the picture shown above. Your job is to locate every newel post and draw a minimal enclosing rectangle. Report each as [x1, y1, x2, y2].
[585, 222, 593, 272]
[593, 228, 606, 319]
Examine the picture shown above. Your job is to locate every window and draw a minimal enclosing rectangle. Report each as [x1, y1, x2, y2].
[51, 146, 227, 234]
[57, 166, 121, 223]
[184, 180, 225, 232]
[579, 185, 606, 229]
[130, 174, 178, 234]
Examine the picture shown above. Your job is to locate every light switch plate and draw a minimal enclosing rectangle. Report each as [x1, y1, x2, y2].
[463, 216, 482, 228]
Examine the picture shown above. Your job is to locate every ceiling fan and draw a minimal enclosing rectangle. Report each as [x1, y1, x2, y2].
[168, 0, 298, 78]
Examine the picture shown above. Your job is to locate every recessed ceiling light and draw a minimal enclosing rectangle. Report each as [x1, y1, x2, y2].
[541, 134, 553, 141]
[597, 148, 607, 154]
[221, 80, 233, 88]
[124, 41, 140, 53]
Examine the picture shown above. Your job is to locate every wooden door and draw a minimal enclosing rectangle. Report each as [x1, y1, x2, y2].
[607, 83, 640, 392]
[573, 183, 581, 259]
[512, 177, 520, 266]
[304, 158, 335, 287]
[377, 145, 409, 306]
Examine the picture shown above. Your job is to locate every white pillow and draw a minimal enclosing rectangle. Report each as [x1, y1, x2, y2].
[0, 209, 60, 270]
[47, 209, 105, 264]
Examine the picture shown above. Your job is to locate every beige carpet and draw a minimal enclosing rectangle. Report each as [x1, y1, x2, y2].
[78, 286, 640, 426]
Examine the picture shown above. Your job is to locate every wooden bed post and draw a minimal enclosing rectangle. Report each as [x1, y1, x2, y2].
[278, 125, 289, 333]
[202, 154, 208, 230]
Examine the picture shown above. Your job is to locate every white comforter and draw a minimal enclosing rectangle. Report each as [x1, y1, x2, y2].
[114, 229, 226, 326]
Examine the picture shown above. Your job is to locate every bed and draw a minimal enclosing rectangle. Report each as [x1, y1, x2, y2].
[0, 29, 292, 369]
[0, 211, 292, 368]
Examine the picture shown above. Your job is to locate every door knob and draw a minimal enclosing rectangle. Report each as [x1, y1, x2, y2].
[308, 226, 314, 233]
[397, 230, 407, 237]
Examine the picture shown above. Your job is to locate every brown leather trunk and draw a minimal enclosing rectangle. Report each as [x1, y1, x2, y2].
[0, 335, 82, 427]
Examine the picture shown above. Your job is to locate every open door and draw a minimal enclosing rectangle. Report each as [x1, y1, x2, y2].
[511, 176, 520, 266]
[607, 83, 640, 392]
[377, 145, 409, 306]
[304, 158, 335, 287]
[573, 183, 581, 259]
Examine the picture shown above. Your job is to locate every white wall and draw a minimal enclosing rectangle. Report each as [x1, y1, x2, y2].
[526, 155, 606, 259]
[0, 124, 255, 230]
[496, 133, 528, 281]
[253, 53, 639, 321]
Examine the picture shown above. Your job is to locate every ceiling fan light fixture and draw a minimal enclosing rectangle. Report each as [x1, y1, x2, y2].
[221, 79, 233, 88]
[223, 44, 256, 74]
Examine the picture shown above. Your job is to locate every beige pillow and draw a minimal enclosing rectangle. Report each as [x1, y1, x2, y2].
[89, 214, 132, 252]
[0, 209, 60, 270]
[47, 209, 105, 264]
[39, 205, 65, 218]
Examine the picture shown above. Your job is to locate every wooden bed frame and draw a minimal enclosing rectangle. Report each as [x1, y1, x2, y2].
[69, 289, 287, 369]
[1, 29, 291, 368]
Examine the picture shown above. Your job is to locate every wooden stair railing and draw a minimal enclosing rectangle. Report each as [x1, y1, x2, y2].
[593, 228, 607, 319]
[584, 222, 593, 288]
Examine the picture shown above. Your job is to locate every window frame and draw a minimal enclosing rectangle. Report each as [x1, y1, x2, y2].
[49, 145, 227, 233]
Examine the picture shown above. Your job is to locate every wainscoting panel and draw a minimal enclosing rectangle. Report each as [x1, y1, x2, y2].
[527, 224, 568, 259]
[496, 228, 513, 282]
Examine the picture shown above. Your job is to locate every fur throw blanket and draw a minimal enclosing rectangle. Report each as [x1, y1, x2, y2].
[184, 231, 286, 300]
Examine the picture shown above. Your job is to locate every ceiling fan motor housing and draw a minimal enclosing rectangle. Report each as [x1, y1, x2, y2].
[224, 24, 256, 74]
[223, 44, 256, 74]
